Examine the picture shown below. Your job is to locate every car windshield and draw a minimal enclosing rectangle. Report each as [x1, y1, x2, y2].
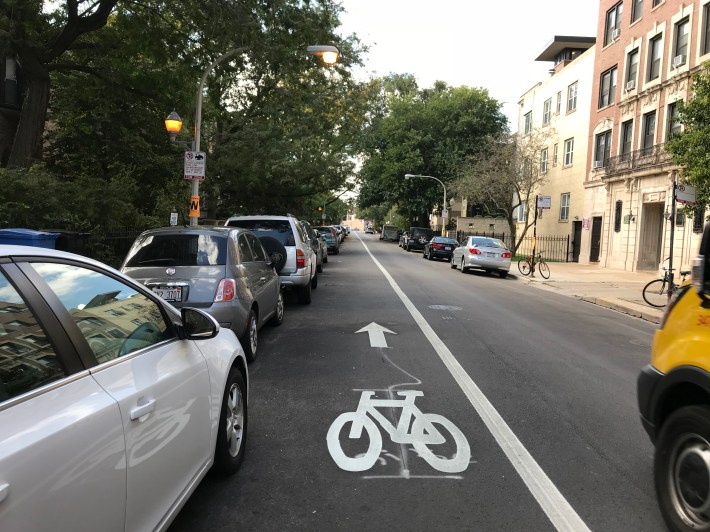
[124, 233, 227, 267]
[471, 238, 506, 249]
[226, 219, 296, 246]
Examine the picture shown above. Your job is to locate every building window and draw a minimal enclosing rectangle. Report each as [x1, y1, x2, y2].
[667, 102, 681, 139]
[553, 143, 558, 166]
[648, 34, 663, 81]
[704, 4, 710, 55]
[676, 209, 685, 227]
[614, 200, 623, 232]
[567, 82, 578, 112]
[560, 193, 570, 221]
[605, 2, 623, 46]
[674, 17, 689, 63]
[694, 206, 706, 233]
[595, 130, 612, 167]
[626, 48, 639, 89]
[599, 66, 618, 108]
[524, 111, 532, 134]
[556, 91, 562, 114]
[653, 0, 663, 7]
[621, 120, 634, 160]
[517, 202, 528, 223]
[632, 0, 643, 23]
[643, 110, 656, 153]
[564, 138, 574, 166]
[540, 148, 548, 174]
[543, 98, 552, 126]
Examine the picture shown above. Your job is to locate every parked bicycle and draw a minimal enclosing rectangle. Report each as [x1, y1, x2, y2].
[517, 251, 550, 279]
[642, 266, 690, 308]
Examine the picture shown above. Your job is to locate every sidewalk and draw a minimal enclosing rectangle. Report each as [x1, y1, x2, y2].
[518, 262, 664, 324]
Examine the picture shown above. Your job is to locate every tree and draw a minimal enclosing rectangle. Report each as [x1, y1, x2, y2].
[452, 127, 555, 252]
[666, 63, 710, 211]
[358, 80, 507, 228]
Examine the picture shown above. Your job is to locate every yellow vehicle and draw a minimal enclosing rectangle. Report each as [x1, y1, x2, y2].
[638, 222, 710, 531]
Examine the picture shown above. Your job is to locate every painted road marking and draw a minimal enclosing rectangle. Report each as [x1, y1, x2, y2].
[356, 232, 590, 532]
[327, 390, 470, 474]
[355, 322, 396, 348]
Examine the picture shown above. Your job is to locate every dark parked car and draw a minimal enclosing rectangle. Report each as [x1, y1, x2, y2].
[423, 236, 459, 261]
[404, 227, 434, 252]
[315, 226, 340, 254]
[121, 226, 283, 361]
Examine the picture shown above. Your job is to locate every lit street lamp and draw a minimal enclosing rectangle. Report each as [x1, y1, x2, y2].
[404, 173, 447, 236]
[166, 45, 340, 226]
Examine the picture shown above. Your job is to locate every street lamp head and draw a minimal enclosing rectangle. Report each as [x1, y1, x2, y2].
[165, 110, 183, 141]
[404, 174, 415, 179]
[307, 45, 340, 64]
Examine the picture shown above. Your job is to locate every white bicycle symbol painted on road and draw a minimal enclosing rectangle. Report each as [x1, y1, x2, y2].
[327, 390, 470, 473]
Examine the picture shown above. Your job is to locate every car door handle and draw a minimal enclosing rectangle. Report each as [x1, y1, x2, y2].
[0, 483, 9, 504]
[130, 398, 156, 420]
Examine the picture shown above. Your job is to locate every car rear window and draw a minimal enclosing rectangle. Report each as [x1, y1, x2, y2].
[226, 219, 296, 246]
[433, 237, 458, 245]
[124, 234, 227, 267]
[471, 238, 505, 249]
[411, 228, 434, 238]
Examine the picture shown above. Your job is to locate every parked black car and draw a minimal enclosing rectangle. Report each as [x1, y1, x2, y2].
[404, 227, 434, 252]
[423, 236, 459, 261]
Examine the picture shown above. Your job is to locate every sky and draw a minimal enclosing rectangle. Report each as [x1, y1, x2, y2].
[336, 0, 601, 129]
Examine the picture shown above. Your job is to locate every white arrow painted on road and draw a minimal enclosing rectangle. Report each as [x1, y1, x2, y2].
[355, 322, 396, 348]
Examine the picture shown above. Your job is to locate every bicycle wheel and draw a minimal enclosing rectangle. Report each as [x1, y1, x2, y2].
[411, 414, 471, 474]
[642, 279, 669, 308]
[518, 259, 531, 276]
[538, 260, 550, 279]
[326, 411, 382, 472]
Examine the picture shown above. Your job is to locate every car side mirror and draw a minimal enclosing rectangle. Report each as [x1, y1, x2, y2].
[179, 307, 219, 340]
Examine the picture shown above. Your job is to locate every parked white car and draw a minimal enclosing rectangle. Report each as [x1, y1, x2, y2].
[451, 236, 512, 278]
[0, 245, 248, 532]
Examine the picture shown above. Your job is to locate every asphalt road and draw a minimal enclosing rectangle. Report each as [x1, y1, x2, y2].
[169, 232, 663, 532]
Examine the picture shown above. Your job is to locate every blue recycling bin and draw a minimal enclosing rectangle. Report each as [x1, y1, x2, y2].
[0, 228, 60, 249]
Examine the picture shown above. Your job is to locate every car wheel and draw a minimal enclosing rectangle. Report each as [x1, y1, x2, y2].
[269, 290, 284, 326]
[323, 254, 328, 264]
[311, 273, 318, 289]
[450, 257, 457, 269]
[213, 367, 248, 476]
[460, 257, 467, 273]
[317, 261, 323, 273]
[240, 309, 258, 362]
[298, 280, 312, 304]
[334, 247, 339, 255]
[499, 270, 508, 279]
[484, 269, 492, 275]
[427, 251, 433, 261]
[655, 405, 710, 531]
[406, 244, 411, 252]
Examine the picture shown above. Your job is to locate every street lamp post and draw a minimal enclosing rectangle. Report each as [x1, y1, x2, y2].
[404, 174, 447, 236]
[166, 45, 340, 227]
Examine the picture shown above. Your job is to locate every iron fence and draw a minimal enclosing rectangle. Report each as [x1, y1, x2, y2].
[455, 231, 570, 262]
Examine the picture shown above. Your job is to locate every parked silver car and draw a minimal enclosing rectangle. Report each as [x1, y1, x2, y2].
[121, 226, 283, 362]
[299, 220, 327, 273]
[451, 236, 512, 278]
[225, 215, 318, 304]
[0, 245, 248, 531]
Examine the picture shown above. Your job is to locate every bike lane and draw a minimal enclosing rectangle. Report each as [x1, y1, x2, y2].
[169, 234, 585, 531]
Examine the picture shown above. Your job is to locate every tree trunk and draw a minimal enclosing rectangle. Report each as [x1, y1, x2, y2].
[7, 71, 50, 168]
[0, 109, 20, 167]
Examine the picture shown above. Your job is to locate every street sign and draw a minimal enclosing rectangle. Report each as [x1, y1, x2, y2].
[537, 196, 551, 209]
[676, 183, 696, 204]
[169, 212, 178, 226]
[184, 151, 206, 180]
[189, 195, 200, 218]
[442, 209, 449, 219]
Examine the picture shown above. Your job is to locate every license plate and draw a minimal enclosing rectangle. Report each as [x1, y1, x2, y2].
[152, 287, 182, 302]
[485, 252, 497, 258]
[444, 246, 451, 251]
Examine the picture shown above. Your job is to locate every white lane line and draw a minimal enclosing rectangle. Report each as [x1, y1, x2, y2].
[356, 233, 590, 532]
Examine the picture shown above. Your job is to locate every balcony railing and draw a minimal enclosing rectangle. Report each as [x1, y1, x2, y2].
[602, 144, 673, 177]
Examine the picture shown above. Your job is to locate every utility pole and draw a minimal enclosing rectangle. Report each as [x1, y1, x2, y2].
[531, 195, 539, 277]
[668, 171, 677, 301]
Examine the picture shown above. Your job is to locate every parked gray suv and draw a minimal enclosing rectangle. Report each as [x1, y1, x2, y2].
[121, 226, 283, 362]
[225, 215, 318, 304]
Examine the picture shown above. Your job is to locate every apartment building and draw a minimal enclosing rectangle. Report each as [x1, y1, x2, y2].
[587, 0, 709, 271]
[516, 37, 596, 261]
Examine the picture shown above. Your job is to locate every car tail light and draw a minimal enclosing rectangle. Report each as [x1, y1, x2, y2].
[296, 248, 306, 269]
[501, 251, 512, 259]
[432, 243, 443, 249]
[469, 248, 481, 255]
[215, 279, 236, 302]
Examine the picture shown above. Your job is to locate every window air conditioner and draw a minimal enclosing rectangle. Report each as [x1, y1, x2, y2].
[612, 28, 621, 41]
[673, 54, 687, 68]
[625, 79, 636, 91]
[593, 160, 605, 169]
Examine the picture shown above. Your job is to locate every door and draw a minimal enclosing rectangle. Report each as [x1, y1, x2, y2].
[572, 221, 582, 262]
[590, 217, 602, 262]
[638, 202, 664, 270]
[28, 261, 213, 531]
[245, 232, 278, 324]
